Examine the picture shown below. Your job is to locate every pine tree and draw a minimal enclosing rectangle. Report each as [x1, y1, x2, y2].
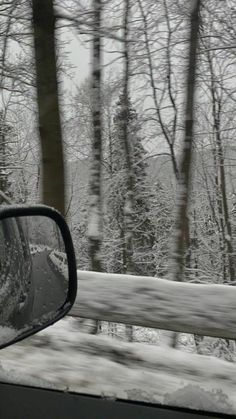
[103, 94, 155, 276]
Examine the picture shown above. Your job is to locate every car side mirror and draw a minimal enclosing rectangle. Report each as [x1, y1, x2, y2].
[0, 205, 77, 349]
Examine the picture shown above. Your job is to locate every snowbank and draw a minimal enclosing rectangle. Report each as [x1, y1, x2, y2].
[0, 317, 236, 415]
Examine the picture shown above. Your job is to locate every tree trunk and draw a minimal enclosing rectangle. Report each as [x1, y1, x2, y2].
[170, 0, 201, 348]
[122, 0, 134, 342]
[32, 0, 65, 215]
[170, 0, 201, 283]
[87, 0, 103, 273]
[87, 0, 103, 335]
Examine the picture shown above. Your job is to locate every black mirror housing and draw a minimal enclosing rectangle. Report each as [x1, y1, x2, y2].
[0, 205, 77, 349]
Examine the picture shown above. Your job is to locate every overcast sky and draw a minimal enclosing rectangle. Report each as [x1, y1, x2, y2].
[61, 26, 123, 91]
[62, 31, 91, 88]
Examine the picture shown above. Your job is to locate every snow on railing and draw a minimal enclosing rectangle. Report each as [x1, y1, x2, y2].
[30, 244, 51, 255]
[70, 270, 236, 339]
[48, 250, 67, 277]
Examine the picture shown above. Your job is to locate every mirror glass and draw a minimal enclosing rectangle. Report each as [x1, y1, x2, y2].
[0, 215, 69, 347]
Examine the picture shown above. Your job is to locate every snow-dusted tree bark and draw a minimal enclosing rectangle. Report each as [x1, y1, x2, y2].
[32, 0, 65, 215]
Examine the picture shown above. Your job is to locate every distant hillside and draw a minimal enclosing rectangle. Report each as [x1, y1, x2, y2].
[68, 154, 175, 189]
[67, 146, 236, 223]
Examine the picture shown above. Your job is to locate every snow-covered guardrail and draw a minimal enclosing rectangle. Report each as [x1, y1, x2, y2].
[51, 250, 67, 265]
[70, 271, 236, 339]
[49, 250, 68, 277]
[30, 243, 51, 255]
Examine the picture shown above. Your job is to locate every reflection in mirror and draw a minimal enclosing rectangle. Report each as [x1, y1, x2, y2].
[0, 215, 69, 347]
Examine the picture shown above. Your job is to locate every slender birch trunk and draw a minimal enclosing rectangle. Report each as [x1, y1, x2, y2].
[87, 0, 103, 272]
[87, 0, 103, 334]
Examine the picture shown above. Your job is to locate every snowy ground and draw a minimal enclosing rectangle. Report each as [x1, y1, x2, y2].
[0, 316, 236, 415]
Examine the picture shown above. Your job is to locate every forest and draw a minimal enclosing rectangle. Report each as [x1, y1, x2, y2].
[1, 0, 236, 362]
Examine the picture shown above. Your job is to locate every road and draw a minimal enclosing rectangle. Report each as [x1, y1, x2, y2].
[31, 249, 68, 320]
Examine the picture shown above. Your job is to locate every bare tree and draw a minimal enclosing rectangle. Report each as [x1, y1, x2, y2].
[134, 0, 182, 179]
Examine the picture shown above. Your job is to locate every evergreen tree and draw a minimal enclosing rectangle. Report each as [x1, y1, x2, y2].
[103, 94, 155, 276]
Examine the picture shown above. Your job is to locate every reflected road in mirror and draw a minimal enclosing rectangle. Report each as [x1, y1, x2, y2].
[0, 214, 70, 348]
[31, 248, 68, 319]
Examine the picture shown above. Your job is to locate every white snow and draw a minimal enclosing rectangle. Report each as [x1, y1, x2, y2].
[0, 326, 18, 342]
[0, 280, 10, 302]
[30, 243, 50, 255]
[71, 270, 236, 340]
[0, 270, 236, 414]
[0, 316, 235, 415]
